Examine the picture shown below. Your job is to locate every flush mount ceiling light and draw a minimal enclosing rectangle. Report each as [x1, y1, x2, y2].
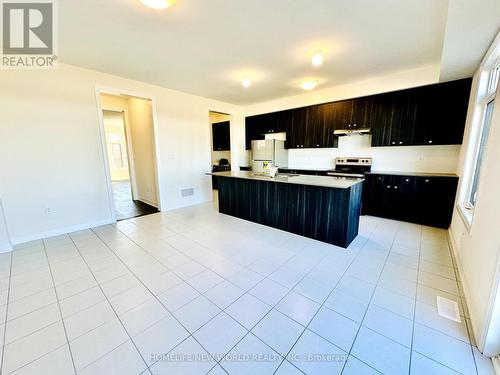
[299, 80, 319, 90]
[140, 0, 175, 10]
[311, 51, 324, 67]
[242, 77, 252, 88]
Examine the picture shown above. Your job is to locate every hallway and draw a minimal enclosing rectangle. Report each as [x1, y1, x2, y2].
[112, 181, 158, 221]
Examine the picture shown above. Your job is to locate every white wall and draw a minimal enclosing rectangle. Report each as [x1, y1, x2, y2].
[245, 64, 440, 115]
[448, 33, 500, 356]
[243, 64, 461, 172]
[127, 97, 158, 206]
[0, 199, 12, 253]
[0, 63, 244, 244]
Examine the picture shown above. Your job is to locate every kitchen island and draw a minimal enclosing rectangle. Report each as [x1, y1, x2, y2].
[209, 171, 363, 248]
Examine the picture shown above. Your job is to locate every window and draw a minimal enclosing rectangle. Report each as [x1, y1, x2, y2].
[464, 60, 499, 212]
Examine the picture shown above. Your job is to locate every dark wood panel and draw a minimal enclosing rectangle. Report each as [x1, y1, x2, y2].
[362, 173, 458, 228]
[245, 78, 472, 150]
[217, 177, 362, 248]
[212, 121, 230, 151]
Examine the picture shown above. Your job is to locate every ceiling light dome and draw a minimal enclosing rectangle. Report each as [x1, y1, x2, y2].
[242, 77, 252, 88]
[312, 51, 324, 67]
[300, 80, 319, 90]
[140, 0, 175, 10]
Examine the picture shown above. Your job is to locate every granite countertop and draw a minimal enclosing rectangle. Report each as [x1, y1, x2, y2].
[208, 171, 363, 189]
[367, 171, 458, 178]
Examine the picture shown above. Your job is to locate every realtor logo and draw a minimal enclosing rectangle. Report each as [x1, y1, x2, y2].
[1, 0, 57, 68]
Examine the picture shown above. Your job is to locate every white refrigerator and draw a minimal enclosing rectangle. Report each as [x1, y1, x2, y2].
[251, 139, 288, 174]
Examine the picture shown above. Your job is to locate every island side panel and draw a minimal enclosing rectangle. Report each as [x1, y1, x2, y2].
[217, 176, 361, 248]
[345, 182, 363, 247]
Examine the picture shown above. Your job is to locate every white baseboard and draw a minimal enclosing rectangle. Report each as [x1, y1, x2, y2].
[10, 218, 115, 246]
[447, 227, 480, 348]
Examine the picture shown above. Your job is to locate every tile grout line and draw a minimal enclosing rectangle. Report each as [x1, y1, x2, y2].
[68, 234, 153, 375]
[271, 233, 374, 375]
[108, 223, 310, 373]
[338, 221, 401, 374]
[115, 217, 333, 374]
[88, 227, 224, 374]
[406, 225, 423, 375]
[41, 239, 78, 375]
[0, 251, 13, 374]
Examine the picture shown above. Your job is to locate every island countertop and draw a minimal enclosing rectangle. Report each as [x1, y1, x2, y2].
[208, 171, 363, 189]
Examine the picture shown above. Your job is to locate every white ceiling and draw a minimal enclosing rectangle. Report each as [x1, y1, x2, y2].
[59, 0, 500, 105]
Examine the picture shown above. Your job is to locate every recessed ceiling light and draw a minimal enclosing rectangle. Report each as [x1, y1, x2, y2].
[300, 80, 319, 90]
[312, 51, 324, 67]
[242, 77, 252, 88]
[140, 0, 175, 10]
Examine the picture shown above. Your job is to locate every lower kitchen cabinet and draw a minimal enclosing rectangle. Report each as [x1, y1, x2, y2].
[362, 173, 458, 228]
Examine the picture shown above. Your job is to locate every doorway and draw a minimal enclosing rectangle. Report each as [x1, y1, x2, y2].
[99, 92, 160, 221]
[209, 111, 231, 193]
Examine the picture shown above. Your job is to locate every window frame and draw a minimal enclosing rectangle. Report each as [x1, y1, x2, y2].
[459, 59, 499, 226]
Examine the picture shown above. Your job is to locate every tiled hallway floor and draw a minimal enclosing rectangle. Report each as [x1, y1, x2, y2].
[0, 203, 495, 374]
[112, 181, 158, 221]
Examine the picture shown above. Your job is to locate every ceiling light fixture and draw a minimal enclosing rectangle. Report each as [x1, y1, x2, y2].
[300, 80, 319, 90]
[312, 51, 324, 67]
[242, 77, 252, 88]
[140, 0, 175, 10]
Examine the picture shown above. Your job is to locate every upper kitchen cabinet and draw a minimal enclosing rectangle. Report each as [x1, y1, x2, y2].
[414, 78, 472, 146]
[371, 89, 419, 146]
[212, 121, 230, 151]
[245, 115, 264, 149]
[245, 78, 472, 150]
[287, 107, 307, 149]
[371, 78, 472, 147]
[245, 111, 289, 149]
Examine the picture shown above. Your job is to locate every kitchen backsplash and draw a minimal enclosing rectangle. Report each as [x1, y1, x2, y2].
[287, 136, 460, 173]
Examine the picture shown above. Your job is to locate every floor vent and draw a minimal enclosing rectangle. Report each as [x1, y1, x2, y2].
[437, 296, 461, 322]
[181, 188, 194, 198]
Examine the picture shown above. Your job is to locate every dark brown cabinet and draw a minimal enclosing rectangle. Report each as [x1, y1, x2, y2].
[245, 78, 472, 150]
[362, 173, 458, 228]
[371, 79, 471, 147]
[212, 121, 230, 151]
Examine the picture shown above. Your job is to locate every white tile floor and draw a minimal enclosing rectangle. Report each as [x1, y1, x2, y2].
[0, 202, 496, 375]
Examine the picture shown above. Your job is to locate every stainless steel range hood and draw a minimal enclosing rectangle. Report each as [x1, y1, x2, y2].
[334, 128, 372, 136]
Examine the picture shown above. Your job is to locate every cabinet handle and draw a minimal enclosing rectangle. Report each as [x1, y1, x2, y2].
[399, 141, 403, 145]
[392, 141, 396, 145]
[425, 179, 430, 183]
[316, 144, 320, 147]
[428, 140, 433, 144]
[405, 179, 409, 182]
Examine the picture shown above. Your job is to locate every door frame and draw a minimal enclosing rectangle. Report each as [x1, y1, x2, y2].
[95, 86, 163, 222]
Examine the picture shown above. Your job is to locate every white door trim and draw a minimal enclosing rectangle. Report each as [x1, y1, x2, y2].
[94, 86, 164, 223]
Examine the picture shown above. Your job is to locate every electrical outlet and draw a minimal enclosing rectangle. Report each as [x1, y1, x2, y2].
[45, 207, 53, 215]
